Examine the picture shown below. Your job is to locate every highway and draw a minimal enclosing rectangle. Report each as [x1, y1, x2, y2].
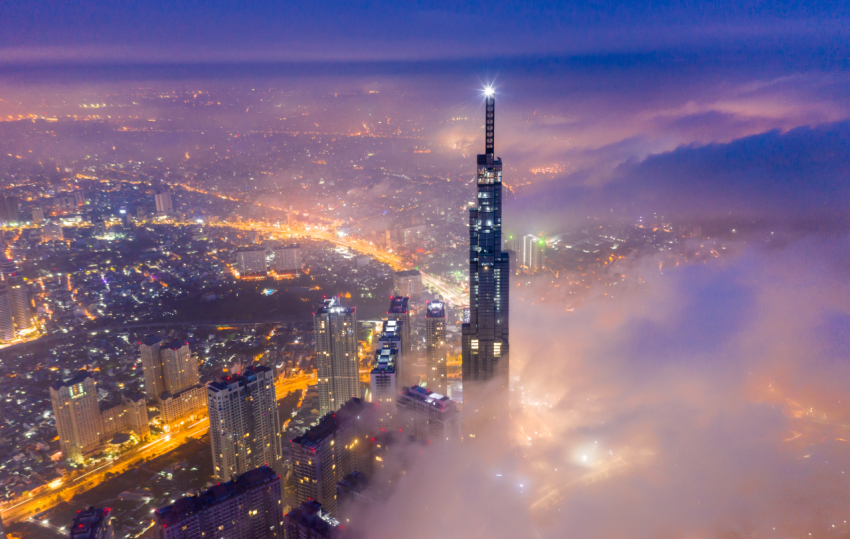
[0, 373, 315, 524]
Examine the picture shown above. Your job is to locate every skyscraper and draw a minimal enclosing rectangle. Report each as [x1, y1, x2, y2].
[70, 507, 114, 539]
[396, 385, 461, 442]
[140, 335, 165, 401]
[377, 319, 405, 386]
[0, 283, 15, 342]
[140, 337, 206, 427]
[425, 301, 447, 395]
[236, 247, 268, 277]
[272, 244, 301, 274]
[370, 346, 397, 427]
[461, 88, 511, 422]
[522, 234, 545, 273]
[160, 340, 199, 395]
[154, 466, 283, 539]
[208, 365, 283, 482]
[283, 501, 340, 539]
[154, 188, 173, 215]
[289, 398, 372, 515]
[386, 296, 411, 354]
[1, 260, 33, 333]
[314, 297, 359, 416]
[51, 372, 103, 465]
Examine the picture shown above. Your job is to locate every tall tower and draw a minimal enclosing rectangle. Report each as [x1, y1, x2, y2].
[314, 297, 359, 415]
[51, 372, 103, 465]
[425, 301, 447, 395]
[140, 335, 165, 401]
[0, 283, 15, 342]
[208, 365, 283, 482]
[1, 260, 33, 333]
[461, 88, 510, 423]
[160, 340, 199, 395]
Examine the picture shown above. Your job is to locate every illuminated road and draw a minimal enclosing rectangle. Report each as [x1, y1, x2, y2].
[211, 222, 468, 306]
[0, 373, 315, 524]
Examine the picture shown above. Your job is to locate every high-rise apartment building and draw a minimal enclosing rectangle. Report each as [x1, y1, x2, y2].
[1, 259, 33, 333]
[70, 507, 114, 539]
[154, 188, 173, 215]
[370, 347, 397, 427]
[377, 320, 405, 386]
[160, 340, 199, 395]
[396, 385, 461, 442]
[140, 335, 165, 401]
[425, 301, 447, 395]
[208, 365, 283, 482]
[237, 247, 267, 277]
[314, 297, 359, 416]
[386, 296, 411, 354]
[51, 372, 103, 465]
[0, 196, 19, 224]
[392, 269, 422, 297]
[283, 501, 340, 539]
[31, 207, 44, 224]
[154, 466, 284, 539]
[271, 244, 301, 274]
[289, 398, 372, 515]
[522, 234, 545, 273]
[248, 230, 262, 244]
[0, 284, 15, 342]
[462, 89, 511, 421]
[140, 337, 206, 427]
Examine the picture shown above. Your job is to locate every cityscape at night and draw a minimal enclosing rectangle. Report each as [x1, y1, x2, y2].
[0, 0, 848, 538]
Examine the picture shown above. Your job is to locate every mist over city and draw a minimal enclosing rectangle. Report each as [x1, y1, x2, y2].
[0, 1, 847, 538]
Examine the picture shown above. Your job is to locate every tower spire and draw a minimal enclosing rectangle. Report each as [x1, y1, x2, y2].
[485, 88, 495, 158]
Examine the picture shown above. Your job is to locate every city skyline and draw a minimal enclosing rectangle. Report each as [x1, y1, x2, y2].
[0, 1, 848, 537]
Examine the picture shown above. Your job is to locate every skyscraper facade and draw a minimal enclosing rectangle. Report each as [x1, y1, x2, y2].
[461, 90, 511, 417]
[314, 297, 359, 416]
[207, 365, 283, 482]
[0, 284, 15, 342]
[386, 296, 411, 354]
[283, 501, 339, 539]
[1, 260, 33, 333]
[272, 244, 301, 274]
[522, 234, 545, 273]
[396, 385, 461, 442]
[140, 337, 206, 427]
[160, 340, 199, 395]
[289, 398, 372, 515]
[369, 346, 397, 427]
[377, 319, 404, 386]
[154, 466, 284, 539]
[425, 301, 447, 395]
[237, 247, 268, 277]
[140, 335, 165, 401]
[51, 372, 103, 465]
[154, 188, 173, 215]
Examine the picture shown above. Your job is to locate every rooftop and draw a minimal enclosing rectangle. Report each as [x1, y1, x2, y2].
[426, 301, 445, 318]
[291, 398, 367, 451]
[388, 296, 409, 314]
[70, 507, 111, 539]
[394, 269, 421, 277]
[155, 466, 279, 527]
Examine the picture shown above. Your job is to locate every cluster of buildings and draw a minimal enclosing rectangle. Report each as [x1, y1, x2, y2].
[50, 372, 149, 465]
[140, 337, 207, 428]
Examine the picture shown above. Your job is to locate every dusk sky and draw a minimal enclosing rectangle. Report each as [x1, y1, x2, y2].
[0, 1, 849, 538]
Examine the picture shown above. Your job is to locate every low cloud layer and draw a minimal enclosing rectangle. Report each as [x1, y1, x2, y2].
[352, 235, 850, 538]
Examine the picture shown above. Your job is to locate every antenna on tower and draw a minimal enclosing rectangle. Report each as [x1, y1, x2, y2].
[484, 87, 495, 159]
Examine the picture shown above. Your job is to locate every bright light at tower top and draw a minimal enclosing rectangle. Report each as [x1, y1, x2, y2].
[484, 86, 495, 97]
